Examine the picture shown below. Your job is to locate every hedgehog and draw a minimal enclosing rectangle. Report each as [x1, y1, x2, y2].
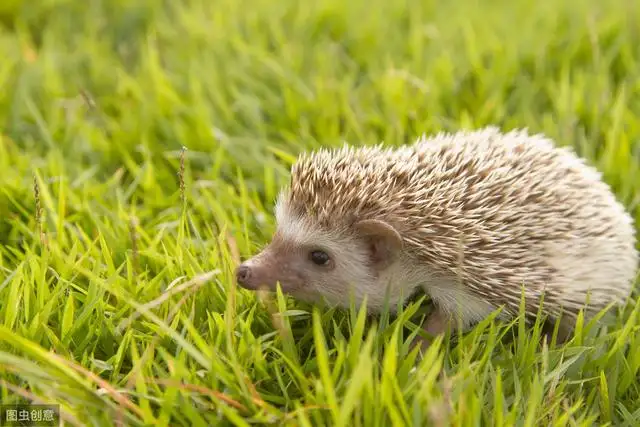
[235, 126, 638, 348]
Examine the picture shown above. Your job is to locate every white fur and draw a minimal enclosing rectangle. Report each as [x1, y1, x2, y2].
[424, 276, 505, 330]
[275, 192, 312, 245]
[543, 226, 638, 316]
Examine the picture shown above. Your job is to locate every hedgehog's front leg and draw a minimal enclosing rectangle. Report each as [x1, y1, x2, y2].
[412, 305, 455, 351]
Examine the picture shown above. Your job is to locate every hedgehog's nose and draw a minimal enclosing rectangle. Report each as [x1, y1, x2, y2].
[235, 264, 252, 287]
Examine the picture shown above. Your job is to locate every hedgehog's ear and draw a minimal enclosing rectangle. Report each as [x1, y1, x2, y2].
[354, 219, 404, 271]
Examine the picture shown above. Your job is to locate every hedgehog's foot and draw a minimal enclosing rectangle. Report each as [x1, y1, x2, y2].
[542, 317, 574, 346]
[412, 306, 453, 352]
[555, 323, 573, 343]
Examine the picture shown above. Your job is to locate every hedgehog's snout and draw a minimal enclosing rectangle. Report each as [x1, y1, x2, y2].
[235, 250, 283, 291]
[236, 262, 265, 291]
[235, 242, 311, 294]
[235, 264, 252, 288]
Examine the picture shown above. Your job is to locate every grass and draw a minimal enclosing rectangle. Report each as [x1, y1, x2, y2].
[0, 0, 639, 425]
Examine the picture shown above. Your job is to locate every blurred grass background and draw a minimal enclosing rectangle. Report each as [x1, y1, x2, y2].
[0, 0, 639, 425]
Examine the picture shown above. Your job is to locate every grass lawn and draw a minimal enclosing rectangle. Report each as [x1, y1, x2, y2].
[1, 0, 639, 425]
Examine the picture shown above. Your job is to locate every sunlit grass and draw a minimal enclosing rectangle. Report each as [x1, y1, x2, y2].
[0, 0, 639, 425]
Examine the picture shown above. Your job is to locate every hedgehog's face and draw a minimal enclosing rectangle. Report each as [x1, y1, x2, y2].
[235, 202, 406, 310]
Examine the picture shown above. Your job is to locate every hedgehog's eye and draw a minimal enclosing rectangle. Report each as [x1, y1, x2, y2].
[309, 250, 331, 266]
